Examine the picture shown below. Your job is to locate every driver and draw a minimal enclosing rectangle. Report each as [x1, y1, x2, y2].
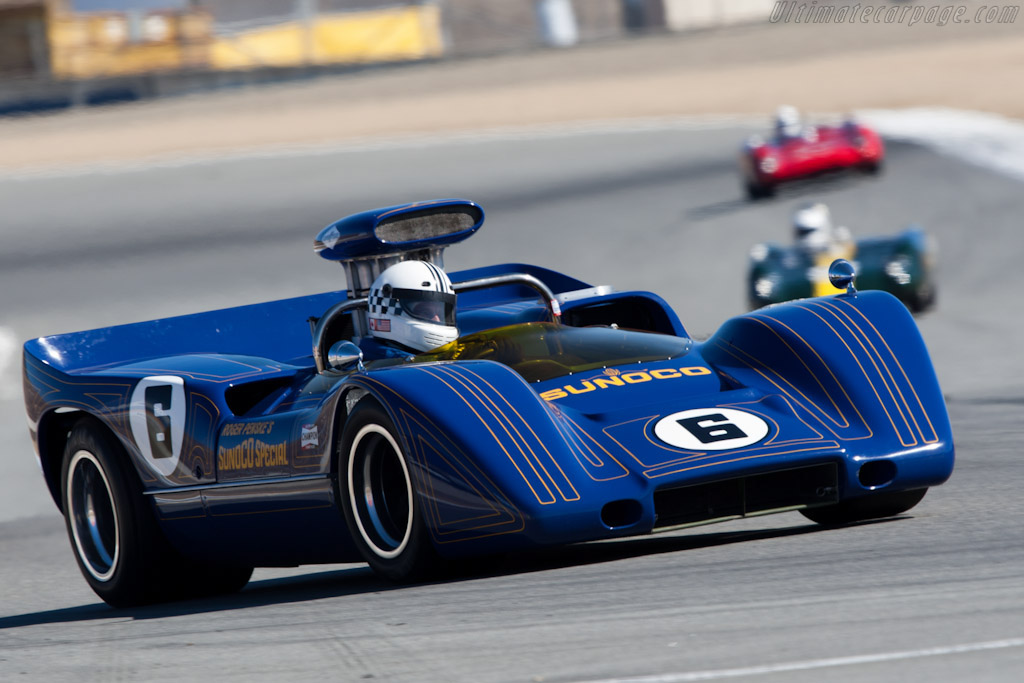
[792, 202, 852, 253]
[774, 105, 803, 140]
[365, 260, 459, 355]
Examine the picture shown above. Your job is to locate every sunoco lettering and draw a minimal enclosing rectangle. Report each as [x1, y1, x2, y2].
[566, 381, 596, 395]
[540, 366, 712, 401]
[593, 376, 624, 389]
[217, 437, 288, 470]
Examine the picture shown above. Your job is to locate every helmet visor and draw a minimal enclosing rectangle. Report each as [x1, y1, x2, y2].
[393, 288, 456, 325]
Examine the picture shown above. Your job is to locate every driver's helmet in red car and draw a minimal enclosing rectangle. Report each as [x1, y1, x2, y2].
[774, 105, 803, 139]
[367, 260, 458, 353]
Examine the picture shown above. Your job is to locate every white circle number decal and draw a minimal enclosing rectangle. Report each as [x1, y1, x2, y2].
[654, 408, 769, 451]
[128, 375, 185, 476]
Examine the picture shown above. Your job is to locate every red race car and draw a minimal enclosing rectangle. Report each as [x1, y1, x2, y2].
[740, 106, 885, 200]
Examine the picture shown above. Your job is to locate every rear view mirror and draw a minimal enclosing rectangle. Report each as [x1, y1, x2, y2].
[327, 341, 364, 372]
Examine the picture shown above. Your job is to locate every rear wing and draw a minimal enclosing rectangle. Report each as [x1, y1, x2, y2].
[23, 291, 343, 374]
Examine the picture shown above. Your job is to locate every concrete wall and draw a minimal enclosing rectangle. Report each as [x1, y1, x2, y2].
[662, 0, 775, 31]
[443, 0, 624, 55]
[572, 0, 623, 41]
[442, 0, 540, 56]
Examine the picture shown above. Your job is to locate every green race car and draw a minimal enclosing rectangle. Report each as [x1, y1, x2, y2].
[748, 227, 937, 312]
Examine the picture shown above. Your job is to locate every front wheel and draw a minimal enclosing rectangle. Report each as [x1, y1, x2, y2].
[745, 180, 775, 200]
[860, 160, 883, 175]
[800, 488, 928, 526]
[190, 564, 254, 598]
[337, 400, 441, 582]
[907, 284, 937, 313]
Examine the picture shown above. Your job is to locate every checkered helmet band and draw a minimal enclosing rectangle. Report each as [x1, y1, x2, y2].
[368, 292, 402, 316]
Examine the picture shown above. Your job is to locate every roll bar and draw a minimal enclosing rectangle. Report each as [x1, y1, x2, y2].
[312, 273, 561, 373]
[311, 298, 367, 374]
[453, 273, 562, 320]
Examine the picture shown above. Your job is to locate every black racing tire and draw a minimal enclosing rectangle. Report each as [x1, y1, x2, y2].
[861, 160, 883, 175]
[745, 181, 775, 201]
[800, 488, 928, 526]
[61, 417, 253, 606]
[907, 284, 937, 314]
[337, 400, 441, 582]
[189, 564, 254, 598]
[61, 417, 182, 607]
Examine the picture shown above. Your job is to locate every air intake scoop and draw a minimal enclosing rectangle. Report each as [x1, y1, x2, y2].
[315, 199, 484, 262]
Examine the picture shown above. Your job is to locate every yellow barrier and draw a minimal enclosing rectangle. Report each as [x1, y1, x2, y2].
[46, 6, 442, 79]
[210, 6, 444, 70]
[49, 12, 212, 78]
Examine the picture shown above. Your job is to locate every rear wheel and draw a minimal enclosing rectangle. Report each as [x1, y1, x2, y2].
[61, 418, 252, 606]
[800, 489, 928, 526]
[338, 400, 440, 582]
[62, 418, 180, 607]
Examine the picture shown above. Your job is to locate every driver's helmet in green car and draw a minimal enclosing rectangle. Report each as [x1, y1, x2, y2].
[793, 202, 835, 252]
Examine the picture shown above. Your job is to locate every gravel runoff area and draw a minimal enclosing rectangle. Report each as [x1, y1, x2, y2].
[0, 15, 1022, 171]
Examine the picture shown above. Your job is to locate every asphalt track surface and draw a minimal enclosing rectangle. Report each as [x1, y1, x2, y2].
[1, 126, 1022, 682]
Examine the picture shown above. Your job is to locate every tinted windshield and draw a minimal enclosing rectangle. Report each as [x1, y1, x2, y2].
[417, 322, 692, 383]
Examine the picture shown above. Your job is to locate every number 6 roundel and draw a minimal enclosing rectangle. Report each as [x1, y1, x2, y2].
[654, 408, 769, 451]
[128, 375, 186, 476]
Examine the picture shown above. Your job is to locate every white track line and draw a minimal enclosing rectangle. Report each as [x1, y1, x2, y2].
[578, 637, 1024, 682]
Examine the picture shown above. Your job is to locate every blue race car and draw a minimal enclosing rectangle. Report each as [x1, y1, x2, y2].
[23, 199, 955, 607]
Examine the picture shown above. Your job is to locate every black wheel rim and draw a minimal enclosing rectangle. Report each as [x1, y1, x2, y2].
[67, 450, 119, 582]
[348, 425, 413, 559]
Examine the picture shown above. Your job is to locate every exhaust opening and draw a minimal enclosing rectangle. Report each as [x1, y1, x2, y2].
[601, 499, 643, 529]
[858, 460, 897, 488]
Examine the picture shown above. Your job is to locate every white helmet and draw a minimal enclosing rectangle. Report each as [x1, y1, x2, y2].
[775, 105, 802, 138]
[793, 202, 834, 251]
[367, 260, 458, 353]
